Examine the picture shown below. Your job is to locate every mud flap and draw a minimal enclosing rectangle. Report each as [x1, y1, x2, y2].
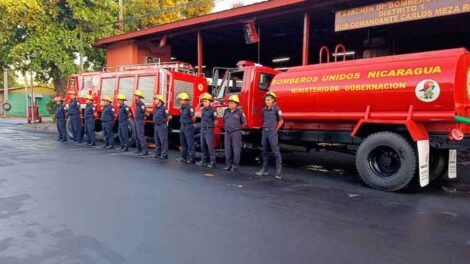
[448, 149, 457, 179]
[417, 140, 430, 187]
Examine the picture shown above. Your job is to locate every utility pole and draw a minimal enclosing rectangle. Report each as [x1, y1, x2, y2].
[119, 0, 124, 32]
[30, 71, 35, 124]
[79, 27, 84, 71]
[3, 68, 8, 117]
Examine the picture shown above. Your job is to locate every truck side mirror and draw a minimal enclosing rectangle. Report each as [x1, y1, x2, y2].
[212, 69, 219, 90]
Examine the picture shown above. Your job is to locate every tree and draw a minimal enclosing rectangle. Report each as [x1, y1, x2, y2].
[0, 69, 19, 88]
[231, 1, 244, 9]
[0, 0, 118, 91]
[0, 0, 215, 92]
[124, 0, 214, 31]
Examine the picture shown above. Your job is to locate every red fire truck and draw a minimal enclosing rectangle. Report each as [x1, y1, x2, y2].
[64, 62, 207, 146]
[209, 48, 470, 191]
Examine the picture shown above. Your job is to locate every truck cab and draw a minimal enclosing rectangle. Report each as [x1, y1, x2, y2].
[212, 61, 278, 148]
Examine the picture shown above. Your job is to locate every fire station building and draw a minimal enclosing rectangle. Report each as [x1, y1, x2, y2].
[95, 0, 470, 75]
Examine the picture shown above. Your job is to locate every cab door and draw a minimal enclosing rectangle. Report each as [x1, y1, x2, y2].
[250, 71, 276, 128]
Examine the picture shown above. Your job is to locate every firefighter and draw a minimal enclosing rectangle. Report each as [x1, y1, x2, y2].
[153, 94, 171, 159]
[223, 95, 246, 171]
[101, 96, 115, 149]
[55, 97, 67, 142]
[68, 90, 82, 143]
[196, 93, 217, 168]
[176, 92, 195, 163]
[84, 94, 97, 146]
[255, 91, 284, 179]
[117, 93, 131, 152]
[134, 90, 148, 155]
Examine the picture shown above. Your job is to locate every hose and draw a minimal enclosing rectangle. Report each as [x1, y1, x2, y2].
[455, 115, 470, 125]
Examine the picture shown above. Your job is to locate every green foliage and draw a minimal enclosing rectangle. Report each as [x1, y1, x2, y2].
[0, 69, 19, 88]
[0, 0, 215, 92]
[46, 99, 57, 121]
[0, 0, 119, 92]
[124, 0, 214, 31]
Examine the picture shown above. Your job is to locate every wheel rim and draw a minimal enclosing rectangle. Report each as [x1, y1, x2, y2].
[368, 146, 401, 178]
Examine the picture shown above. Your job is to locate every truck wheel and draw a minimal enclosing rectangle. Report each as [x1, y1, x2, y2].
[128, 118, 136, 147]
[430, 149, 447, 182]
[66, 118, 74, 140]
[113, 121, 120, 144]
[114, 120, 136, 146]
[356, 132, 416, 191]
[193, 123, 201, 153]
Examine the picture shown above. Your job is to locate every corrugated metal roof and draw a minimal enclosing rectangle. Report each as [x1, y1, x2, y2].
[95, 0, 307, 47]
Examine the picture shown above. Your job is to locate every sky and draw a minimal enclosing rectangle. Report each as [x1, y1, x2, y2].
[213, 0, 266, 12]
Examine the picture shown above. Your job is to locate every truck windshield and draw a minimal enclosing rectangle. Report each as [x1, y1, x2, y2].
[216, 71, 244, 98]
[68, 78, 76, 90]
[83, 76, 93, 91]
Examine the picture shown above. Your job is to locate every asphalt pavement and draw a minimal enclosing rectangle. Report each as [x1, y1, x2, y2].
[0, 120, 469, 264]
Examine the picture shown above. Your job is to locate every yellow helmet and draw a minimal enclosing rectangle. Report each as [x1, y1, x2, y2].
[177, 92, 190, 100]
[264, 91, 276, 100]
[154, 94, 166, 104]
[228, 95, 240, 104]
[200, 92, 213, 102]
[116, 93, 127, 101]
[134, 90, 144, 98]
[102, 96, 112, 102]
[85, 94, 94, 100]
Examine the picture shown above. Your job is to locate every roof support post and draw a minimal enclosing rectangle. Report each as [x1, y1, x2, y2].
[302, 11, 310, 66]
[197, 31, 203, 75]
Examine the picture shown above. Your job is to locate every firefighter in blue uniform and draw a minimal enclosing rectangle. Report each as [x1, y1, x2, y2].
[55, 96, 67, 142]
[84, 94, 97, 146]
[223, 95, 246, 171]
[100, 96, 115, 149]
[117, 93, 131, 152]
[134, 90, 149, 155]
[196, 93, 217, 168]
[68, 90, 82, 143]
[176, 92, 195, 163]
[153, 94, 171, 159]
[255, 91, 284, 179]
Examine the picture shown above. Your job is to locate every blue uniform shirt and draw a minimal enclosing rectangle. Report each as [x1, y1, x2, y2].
[55, 104, 67, 119]
[153, 105, 168, 125]
[118, 103, 130, 123]
[223, 107, 246, 133]
[180, 104, 194, 125]
[84, 103, 95, 120]
[135, 101, 146, 120]
[262, 105, 283, 130]
[69, 99, 80, 115]
[201, 107, 216, 128]
[101, 104, 115, 122]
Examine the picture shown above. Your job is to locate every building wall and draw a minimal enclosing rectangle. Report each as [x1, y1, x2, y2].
[1, 87, 54, 117]
[106, 40, 171, 68]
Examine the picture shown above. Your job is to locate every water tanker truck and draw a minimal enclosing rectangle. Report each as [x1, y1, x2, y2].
[210, 48, 470, 191]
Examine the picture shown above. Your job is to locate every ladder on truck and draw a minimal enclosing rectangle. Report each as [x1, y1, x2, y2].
[103, 61, 203, 77]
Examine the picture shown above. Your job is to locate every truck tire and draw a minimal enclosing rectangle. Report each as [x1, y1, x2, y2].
[66, 117, 74, 140]
[430, 149, 447, 182]
[356, 132, 416, 191]
[114, 119, 136, 146]
[128, 118, 136, 147]
[193, 122, 201, 153]
[66, 117, 84, 141]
